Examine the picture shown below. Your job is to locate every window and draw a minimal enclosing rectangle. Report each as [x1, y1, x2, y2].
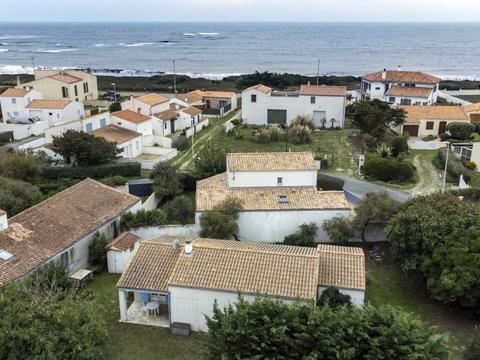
[11, 98, 16, 104]
[56, 113, 60, 118]
[267, 109, 287, 125]
[310, 96, 316, 104]
[136, 141, 139, 150]
[100, 118, 107, 127]
[426, 121, 434, 130]
[277, 177, 283, 186]
[400, 99, 412, 105]
[48, 112, 53, 116]
[74, 85, 78, 96]
[388, 97, 396, 103]
[61, 86, 69, 98]
[129, 244, 135, 252]
[85, 123, 93, 132]
[83, 82, 89, 93]
[375, 87, 381, 91]
[279, 195, 289, 204]
[13, 111, 19, 117]
[251, 94, 257, 103]
[405, 83, 416, 88]
[164, 122, 168, 130]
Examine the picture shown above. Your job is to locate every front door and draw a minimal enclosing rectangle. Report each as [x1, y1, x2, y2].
[313, 111, 326, 129]
[439, 121, 447, 135]
[205, 100, 211, 109]
[170, 119, 175, 133]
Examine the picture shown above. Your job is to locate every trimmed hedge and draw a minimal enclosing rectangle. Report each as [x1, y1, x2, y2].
[42, 162, 141, 180]
[173, 136, 189, 151]
[447, 122, 475, 140]
[0, 131, 14, 145]
[363, 157, 413, 182]
[317, 173, 345, 190]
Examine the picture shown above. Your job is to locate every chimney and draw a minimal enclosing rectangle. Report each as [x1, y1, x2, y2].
[172, 239, 180, 251]
[184, 240, 193, 256]
[0, 209, 8, 232]
[397, 65, 402, 72]
[381, 69, 387, 80]
[16, 76, 21, 87]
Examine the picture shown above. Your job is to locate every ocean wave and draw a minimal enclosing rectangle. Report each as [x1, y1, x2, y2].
[94, 43, 108, 47]
[119, 42, 154, 47]
[198, 32, 220, 36]
[183, 33, 197, 37]
[0, 43, 8, 46]
[0, 35, 39, 40]
[35, 48, 78, 53]
[0, 49, 8, 53]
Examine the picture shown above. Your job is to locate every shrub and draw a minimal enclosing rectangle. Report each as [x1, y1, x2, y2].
[317, 287, 352, 308]
[284, 223, 317, 246]
[389, 135, 409, 156]
[288, 124, 311, 144]
[88, 232, 108, 273]
[0, 150, 43, 182]
[199, 197, 243, 239]
[0, 131, 14, 145]
[291, 115, 314, 130]
[363, 157, 413, 182]
[322, 216, 353, 243]
[42, 162, 141, 179]
[465, 329, 480, 360]
[421, 134, 437, 142]
[464, 161, 477, 171]
[317, 173, 344, 190]
[194, 144, 226, 178]
[100, 175, 128, 187]
[447, 122, 475, 140]
[434, 148, 470, 182]
[151, 162, 182, 199]
[120, 209, 167, 230]
[0, 177, 42, 216]
[109, 101, 121, 112]
[177, 171, 200, 191]
[173, 135, 189, 151]
[164, 195, 195, 225]
[253, 126, 284, 143]
[439, 133, 449, 141]
[376, 142, 392, 158]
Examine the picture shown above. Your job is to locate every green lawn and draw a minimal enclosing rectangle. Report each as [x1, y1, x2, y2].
[455, 95, 480, 103]
[366, 255, 477, 360]
[87, 274, 203, 360]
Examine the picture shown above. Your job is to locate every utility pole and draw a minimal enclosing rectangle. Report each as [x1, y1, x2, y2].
[316, 59, 320, 86]
[442, 142, 450, 194]
[30, 56, 35, 71]
[192, 131, 195, 171]
[173, 59, 177, 94]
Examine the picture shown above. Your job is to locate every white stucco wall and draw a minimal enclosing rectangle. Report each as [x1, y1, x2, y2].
[362, 79, 438, 104]
[317, 286, 364, 306]
[107, 241, 141, 274]
[241, 89, 346, 128]
[401, 118, 468, 137]
[0, 90, 43, 121]
[227, 170, 317, 188]
[196, 209, 352, 243]
[121, 97, 170, 116]
[169, 286, 298, 332]
[28, 101, 84, 126]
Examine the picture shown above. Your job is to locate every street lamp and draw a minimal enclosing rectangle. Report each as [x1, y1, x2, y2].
[316, 59, 320, 86]
[441, 141, 451, 194]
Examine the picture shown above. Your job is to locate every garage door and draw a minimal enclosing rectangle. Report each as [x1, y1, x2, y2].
[403, 125, 419, 137]
[267, 109, 287, 125]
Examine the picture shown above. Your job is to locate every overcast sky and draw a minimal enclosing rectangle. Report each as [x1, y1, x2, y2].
[1, 0, 479, 22]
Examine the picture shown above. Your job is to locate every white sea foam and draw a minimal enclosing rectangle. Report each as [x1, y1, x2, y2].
[183, 33, 197, 37]
[0, 49, 8, 53]
[94, 43, 108, 47]
[198, 32, 220, 36]
[120, 42, 154, 47]
[0, 35, 39, 40]
[35, 48, 78, 53]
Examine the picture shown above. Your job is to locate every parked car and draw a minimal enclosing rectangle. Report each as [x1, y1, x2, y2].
[8, 116, 41, 124]
[102, 91, 120, 101]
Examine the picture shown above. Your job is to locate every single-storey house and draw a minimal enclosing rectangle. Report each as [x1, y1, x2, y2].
[154, 106, 203, 135]
[111, 110, 154, 138]
[91, 124, 143, 159]
[0, 178, 141, 285]
[26, 99, 84, 126]
[241, 84, 347, 128]
[0, 87, 43, 121]
[117, 236, 366, 331]
[171, 90, 237, 116]
[360, 68, 440, 105]
[399, 105, 470, 137]
[121, 93, 170, 116]
[106, 232, 141, 273]
[465, 102, 480, 123]
[195, 152, 351, 242]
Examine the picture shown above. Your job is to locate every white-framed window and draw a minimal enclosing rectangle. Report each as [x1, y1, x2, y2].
[13, 111, 19, 117]
[100, 118, 107, 127]
[310, 96, 316, 104]
[251, 94, 257, 103]
[11, 98, 16, 104]
[62, 87, 69, 98]
[375, 87, 381, 91]
[277, 177, 283, 186]
[164, 122, 168, 130]
[388, 97, 396, 103]
[85, 123, 93, 132]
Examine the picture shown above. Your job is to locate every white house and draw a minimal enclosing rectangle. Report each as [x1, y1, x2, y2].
[0, 88, 43, 121]
[196, 152, 352, 243]
[106, 232, 141, 273]
[399, 105, 470, 137]
[111, 109, 154, 139]
[241, 84, 347, 128]
[116, 236, 366, 331]
[171, 90, 237, 116]
[154, 106, 204, 136]
[0, 179, 141, 286]
[25, 99, 84, 126]
[18, 69, 99, 102]
[91, 125, 144, 159]
[360, 68, 441, 105]
[121, 93, 170, 116]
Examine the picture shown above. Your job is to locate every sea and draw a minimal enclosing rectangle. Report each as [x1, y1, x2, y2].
[0, 22, 479, 80]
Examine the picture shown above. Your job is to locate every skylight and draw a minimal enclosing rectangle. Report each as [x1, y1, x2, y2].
[279, 195, 289, 204]
[0, 250, 13, 261]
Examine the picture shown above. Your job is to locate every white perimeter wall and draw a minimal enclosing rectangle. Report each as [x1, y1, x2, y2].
[169, 286, 298, 332]
[195, 209, 352, 243]
[227, 170, 317, 188]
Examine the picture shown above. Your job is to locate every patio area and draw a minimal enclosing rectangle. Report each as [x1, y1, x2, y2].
[123, 300, 170, 328]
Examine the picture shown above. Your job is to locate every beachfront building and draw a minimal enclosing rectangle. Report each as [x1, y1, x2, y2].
[18, 69, 99, 102]
[241, 84, 347, 128]
[196, 152, 352, 243]
[360, 68, 440, 105]
[399, 105, 470, 137]
[0, 88, 43, 122]
[116, 236, 366, 330]
[0, 179, 141, 286]
[171, 90, 237, 116]
[26, 99, 84, 126]
[121, 93, 170, 116]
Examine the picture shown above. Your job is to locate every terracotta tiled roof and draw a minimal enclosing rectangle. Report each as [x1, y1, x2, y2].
[244, 84, 272, 94]
[26, 99, 71, 109]
[106, 232, 140, 251]
[174, 90, 205, 104]
[363, 70, 440, 84]
[465, 102, 480, 113]
[91, 125, 141, 144]
[196, 173, 351, 212]
[203, 91, 235, 99]
[386, 85, 432, 98]
[317, 244, 365, 290]
[49, 74, 82, 84]
[401, 105, 470, 124]
[112, 109, 151, 124]
[181, 106, 202, 116]
[154, 109, 179, 121]
[0, 179, 140, 285]
[0, 88, 29, 97]
[227, 152, 317, 172]
[136, 93, 169, 106]
[299, 85, 347, 97]
[117, 237, 365, 299]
